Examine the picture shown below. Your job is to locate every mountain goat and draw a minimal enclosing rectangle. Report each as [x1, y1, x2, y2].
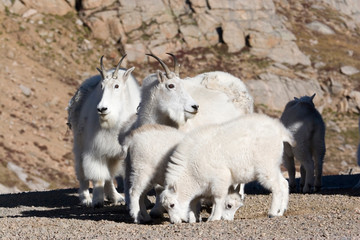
[280, 94, 326, 193]
[124, 124, 243, 223]
[67, 55, 141, 207]
[122, 53, 254, 194]
[160, 113, 293, 223]
[133, 55, 254, 132]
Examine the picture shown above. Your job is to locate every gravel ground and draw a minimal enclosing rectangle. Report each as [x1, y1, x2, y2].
[0, 187, 359, 239]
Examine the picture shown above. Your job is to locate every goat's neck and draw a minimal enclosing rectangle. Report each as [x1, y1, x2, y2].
[137, 100, 179, 129]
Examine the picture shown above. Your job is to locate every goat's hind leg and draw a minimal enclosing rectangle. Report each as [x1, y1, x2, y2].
[104, 179, 124, 204]
[283, 151, 297, 192]
[259, 170, 287, 217]
[74, 150, 92, 206]
[313, 144, 325, 192]
[129, 174, 152, 223]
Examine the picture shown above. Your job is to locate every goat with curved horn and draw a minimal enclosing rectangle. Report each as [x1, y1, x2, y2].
[146, 53, 172, 78]
[113, 54, 128, 78]
[166, 53, 180, 77]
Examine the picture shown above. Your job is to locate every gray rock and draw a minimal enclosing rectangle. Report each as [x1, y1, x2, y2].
[19, 84, 32, 97]
[306, 21, 335, 35]
[222, 21, 245, 53]
[21, 0, 73, 16]
[349, 91, 360, 112]
[246, 73, 323, 111]
[340, 65, 360, 76]
[267, 41, 311, 66]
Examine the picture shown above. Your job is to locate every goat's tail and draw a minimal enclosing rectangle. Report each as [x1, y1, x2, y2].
[282, 127, 296, 147]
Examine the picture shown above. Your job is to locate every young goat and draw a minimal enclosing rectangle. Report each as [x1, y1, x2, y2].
[68, 55, 141, 207]
[280, 94, 326, 193]
[160, 114, 293, 223]
[124, 124, 243, 223]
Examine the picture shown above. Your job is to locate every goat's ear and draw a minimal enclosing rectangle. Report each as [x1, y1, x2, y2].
[168, 184, 177, 193]
[310, 93, 316, 101]
[235, 184, 241, 193]
[123, 67, 135, 82]
[156, 70, 167, 83]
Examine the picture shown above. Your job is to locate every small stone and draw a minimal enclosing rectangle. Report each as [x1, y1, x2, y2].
[22, 9, 37, 18]
[19, 84, 32, 97]
[306, 21, 335, 35]
[340, 66, 359, 76]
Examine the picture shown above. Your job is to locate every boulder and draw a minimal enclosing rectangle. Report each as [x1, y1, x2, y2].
[306, 21, 335, 35]
[246, 73, 323, 111]
[222, 21, 246, 53]
[21, 0, 73, 16]
[82, 0, 115, 10]
[340, 66, 360, 76]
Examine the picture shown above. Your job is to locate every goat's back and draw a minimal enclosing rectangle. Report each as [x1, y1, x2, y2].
[168, 114, 289, 185]
[280, 100, 325, 143]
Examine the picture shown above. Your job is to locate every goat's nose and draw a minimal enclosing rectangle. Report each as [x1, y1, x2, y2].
[97, 107, 108, 113]
[192, 105, 199, 111]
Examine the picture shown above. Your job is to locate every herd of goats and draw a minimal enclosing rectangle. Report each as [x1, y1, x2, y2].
[67, 53, 327, 224]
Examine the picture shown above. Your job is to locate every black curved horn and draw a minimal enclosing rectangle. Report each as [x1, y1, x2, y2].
[146, 53, 172, 78]
[113, 54, 127, 78]
[96, 55, 105, 79]
[166, 53, 180, 77]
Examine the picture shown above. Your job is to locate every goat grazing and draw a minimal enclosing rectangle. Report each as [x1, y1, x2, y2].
[280, 94, 326, 193]
[124, 124, 243, 223]
[160, 113, 293, 223]
[67, 55, 141, 207]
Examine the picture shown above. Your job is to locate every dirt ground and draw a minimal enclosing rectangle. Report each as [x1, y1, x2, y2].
[0, 187, 359, 239]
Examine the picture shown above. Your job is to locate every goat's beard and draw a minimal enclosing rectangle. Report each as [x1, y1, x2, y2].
[168, 109, 186, 126]
[98, 115, 116, 129]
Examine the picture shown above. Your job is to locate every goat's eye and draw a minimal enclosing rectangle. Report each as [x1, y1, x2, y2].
[167, 84, 175, 89]
[170, 204, 175, 208]
[114, 84, 119, 89]
[227, 204, 232, 209]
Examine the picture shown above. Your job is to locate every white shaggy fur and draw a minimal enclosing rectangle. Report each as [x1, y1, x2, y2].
[67, 56, 141, 207]
[124, 124, 243, 223]
[280, 94, 326, 193]
[160, 113, 293, 223]
[126, 57, 254, 200]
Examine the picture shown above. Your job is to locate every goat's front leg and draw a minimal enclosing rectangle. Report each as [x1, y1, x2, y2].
[150, 185, 166, 218]
[92, 180, 105, 208]
[78, 179, 92, 206]
[207, 196, 225, 222]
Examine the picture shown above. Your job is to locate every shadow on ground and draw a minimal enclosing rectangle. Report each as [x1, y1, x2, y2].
[0, 174, 358, 224]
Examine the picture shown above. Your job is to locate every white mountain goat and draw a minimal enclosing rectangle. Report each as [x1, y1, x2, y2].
[124, 124, 243, 223]
[67, 55, 141, 207]
[160, 113, 294, 223]
[280, 94, 326, 193]
[132, 55, 254, 132]
[122, 53, 254, 190]
[120, 54, 253, 222]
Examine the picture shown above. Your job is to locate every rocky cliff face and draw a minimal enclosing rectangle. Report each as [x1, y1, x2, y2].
[0, 0, 359, 193]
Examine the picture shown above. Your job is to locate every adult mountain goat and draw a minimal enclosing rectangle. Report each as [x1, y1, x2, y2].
[280, 94, 326, 193]
[67, 55, 141, 207]
[133, 54, 254, 132]
[160, 114, 293, 223]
